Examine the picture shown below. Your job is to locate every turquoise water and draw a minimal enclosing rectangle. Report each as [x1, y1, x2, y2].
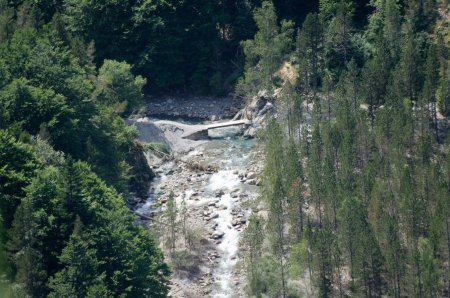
[137, 120, 259, 297]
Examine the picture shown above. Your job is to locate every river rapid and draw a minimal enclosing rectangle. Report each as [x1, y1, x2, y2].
[134, 121, 263, 298]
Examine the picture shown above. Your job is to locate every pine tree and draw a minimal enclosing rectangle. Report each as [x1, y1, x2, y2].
[243, 214, 265, 296]
[164, 191, 177, 255]
[297, 12, 322, 98]
[417, 237, 441, 297]
[324, 0, 354, 72]
[383, 0, 402, 60]
[285, 139, 304, 242]
[0, 0, 14, 44]
[362, 43, 391, 127]
[313, 221, 334, 297]
[308, 119, 324, 225]
[8, 197, 47, 297]
[241, 0, 294, 92]
[268, 176, 287, 298]
[380, 213, 405, 298]
[394, 33, 419, 103]
[48, 218, 103, 298]
[263, 120, 288, 297]
[0, 130, 37, 229]
[437, 33, 450, 117]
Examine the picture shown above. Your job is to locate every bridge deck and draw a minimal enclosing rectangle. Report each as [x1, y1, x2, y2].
[205, 119, 251, 130]
[153, 119, 251, 140]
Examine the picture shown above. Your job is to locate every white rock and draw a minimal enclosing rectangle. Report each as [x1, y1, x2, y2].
[212, 231, 225, 239]
[246, 171, 257, 179]
[247, 179, 256, 185]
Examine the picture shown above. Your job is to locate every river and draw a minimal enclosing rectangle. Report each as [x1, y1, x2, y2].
[135, 121, 262, 297]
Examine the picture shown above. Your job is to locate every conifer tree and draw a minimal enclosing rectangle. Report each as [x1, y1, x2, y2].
[263, 120, 288, 297]
[164, 191, 177, 255]
[383, 0, 401, 60]
[285, 139, 304, 241]
[243, 214, 264, 295]
[394, 33, 419, 103]
[324, 0, 354, 72]
[0, 130, 37, 229]
[241, 1, 294, 92]
[297, 12, 322, 98]
[48, 218, 104, 298]
[417, 237, 441, 297]
[267, 176, 287, 298]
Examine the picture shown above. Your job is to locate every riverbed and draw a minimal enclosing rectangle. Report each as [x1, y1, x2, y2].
[134, 121, 263, 297]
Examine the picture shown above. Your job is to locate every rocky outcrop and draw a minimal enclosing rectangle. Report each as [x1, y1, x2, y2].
[127, 117, 170, 145]
[233, 90, 276, 138]
[129, 140, 155, 199]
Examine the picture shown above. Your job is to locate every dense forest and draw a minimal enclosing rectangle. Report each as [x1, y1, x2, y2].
[240, 0, 450, 297]
[0, 0, 172, 296]
[0, 0, 449, 297]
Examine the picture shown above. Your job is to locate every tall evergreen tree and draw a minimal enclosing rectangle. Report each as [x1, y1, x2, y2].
[241, 0, 294, 93]
[297, 12, 323, 98]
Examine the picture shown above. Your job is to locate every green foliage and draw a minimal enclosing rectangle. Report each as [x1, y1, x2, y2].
[288, 237, 309, 277]
[246, 1, 449, 296]
[437, 68, 450, 116]
[95, 60, 146, 116]
[6, 161, 169, 297]
[0, 28, 95, 159]
[164, 191, 177, 254]
[0, 28, 93, 101]
[7, 166, 68, 296]
[254, 255, 284, 297]
[0, 0, 15, 44]
[417, 237, 441, 296]
[323, 0, 358, 73]
[243, 214, 265, 296]
[61, 0, 261, 94]
[240, 1, 294, 94]
[48, 219, 108, 298]
[31, 137, 65, 167]
[297, 12, 323, 97]
[0, 130, 37, 229]
[0, 27, 143, 193]
[0, 7, 169, 296]
[0, 79, 69, 134]
[62, 0, 140, 63]
[144, 142, 171, 156]
[0, 1, 449, 297]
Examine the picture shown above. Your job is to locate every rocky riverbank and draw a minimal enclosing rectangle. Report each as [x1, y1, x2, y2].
[129, 95, 276, 297]
[133, 135, 264, 297]
[146, 97, 245, 120]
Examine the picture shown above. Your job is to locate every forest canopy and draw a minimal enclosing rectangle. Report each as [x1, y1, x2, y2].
[0, 0, 449, 297]
[0, 1, 170, 295]
[239, 0, 450, 297]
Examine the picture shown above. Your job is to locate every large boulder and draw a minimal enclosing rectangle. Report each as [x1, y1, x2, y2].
[257, 102, 274, 117]
[129, 140, 155, 198]
[245, 90, 275, 119]
[234, 90, 277, 138]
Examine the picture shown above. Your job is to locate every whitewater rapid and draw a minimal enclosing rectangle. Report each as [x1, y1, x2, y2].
[136, 122, 259, 297]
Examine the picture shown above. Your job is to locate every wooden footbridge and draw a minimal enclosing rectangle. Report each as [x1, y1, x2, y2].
[154, 119, 251, 140]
